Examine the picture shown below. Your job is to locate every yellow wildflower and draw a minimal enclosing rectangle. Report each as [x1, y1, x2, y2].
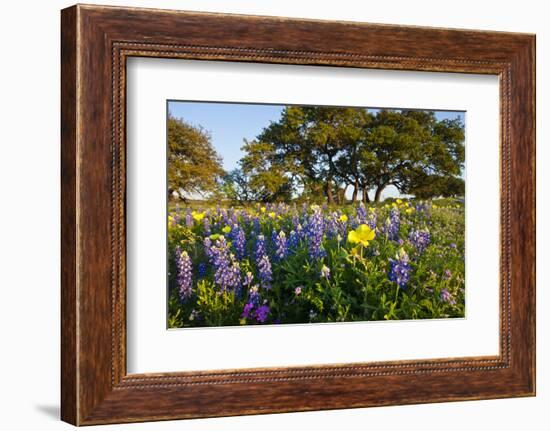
[347, 224, 376, 247]
[396, 198, 403, 204]
[260, 207, 266, 213]
[191, 211, 205, 222]
[339, 214, 348, 223]
[405, 208, 414, 214]
[268, 212, 276, 218]
[209, 233, 222, 241]
[222, 225, 231, 234]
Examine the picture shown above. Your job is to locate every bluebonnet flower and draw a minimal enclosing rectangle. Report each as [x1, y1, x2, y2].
[206, 236, 241, 291]
[383, 207, 400, 241]
[255, 235, 267, 262]
[367, 210, 378, 231]
[241, 302, 254, 319]
[409, 229, 430, 253]
[388, 248, 411, 289]
[230, 224, 246, 259]
[273, 230, 289, 261]
[174, 247, 193, 300]
[252, 216, 261, 235]
[324, 212, 339, 239]
[356, 203, 368, 224]
[289, 230, 300, 250]
[306, 207, 326, 259]
[254, 304, 270, 323]
[443, 269, 452, 280]
[248, 285, 261, 305]
[202, 216, 211, 235]
[257, 255, 273, 289]
[292, 214, 300, 229]
[440, 288, 456, 305]
[203, 237, 213, 259]
[197, 262, 207, 278]
[185, 210, 193, 228]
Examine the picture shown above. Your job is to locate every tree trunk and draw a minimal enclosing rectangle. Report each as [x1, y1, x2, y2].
[374, 185, 385, 202]
[351, 180, 359, 203]
[325, 180, 335, 205]
[361, 188, 368, 204]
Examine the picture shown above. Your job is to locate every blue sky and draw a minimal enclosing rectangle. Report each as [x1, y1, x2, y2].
[168, 101, 465, 199]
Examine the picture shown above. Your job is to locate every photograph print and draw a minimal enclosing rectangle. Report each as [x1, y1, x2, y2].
[167, 101, 465, 328]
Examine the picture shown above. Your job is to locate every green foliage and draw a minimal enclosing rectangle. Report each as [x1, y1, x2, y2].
[235, 108, 465, 203]
[168, 115, 225, 201]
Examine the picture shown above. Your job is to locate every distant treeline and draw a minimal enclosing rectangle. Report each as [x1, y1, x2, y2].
[168, 106, 465, 204]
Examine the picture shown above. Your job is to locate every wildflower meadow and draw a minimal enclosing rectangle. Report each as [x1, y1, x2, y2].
[168, 199, 465, 328]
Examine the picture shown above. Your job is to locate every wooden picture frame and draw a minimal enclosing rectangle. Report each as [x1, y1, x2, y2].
[61, 4, 535, 425]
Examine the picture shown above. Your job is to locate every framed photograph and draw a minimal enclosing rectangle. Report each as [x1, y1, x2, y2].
[61, 4, 535, 425]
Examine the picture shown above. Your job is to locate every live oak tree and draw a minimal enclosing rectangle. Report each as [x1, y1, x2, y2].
[168, 116, 224, 201]
[251, 106, 372, 204]
[241, 107, 464, 203]
[239, 139, 293, 202]
[359, 110, 465, 201]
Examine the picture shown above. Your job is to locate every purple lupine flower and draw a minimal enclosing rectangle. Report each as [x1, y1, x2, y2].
[255, 234, 267, 262]
[356, 203, 367, 224]
[248, 285, 261, 305]
[409, 229, 430, 253]
[324, 212, 338, 239]
[289, 230, 300, 250]
[185, 210, 193, 228]
[367, 211, 378, 231]
[320, 265, 331, 280]
[443, 269, 452, 280]
[388, 248, 411, 289]
[241, 302, 254, 319]
[252, 216, 261, 234]
[206, 236, 241, 291]
[202, 216, 211, 235]
[292, 214, 301, 231]
[197, 262, 207, 278]
[383, 207, 400, 241]
[257, 255, 273, 289]
[440, 288, 456, 305]
[273, 230, 289, 261]
[254, 305, 270, 323]
[174, 247, 193, 300]
[306, 207, 326, 260]
[230, 224, 246, 259]
[203, 237, 213, 259]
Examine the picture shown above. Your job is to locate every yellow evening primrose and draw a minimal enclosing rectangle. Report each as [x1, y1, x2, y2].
[396, 198, 402, 204]
[406, 208, 414, 214]
[347, 224, 376, 247]
[191, 211, 205, 222]
[222, 225, 231, 234]
[260, 207, 266, 213]
[339, 214, 348, 223]
[268, 212, 276, 218]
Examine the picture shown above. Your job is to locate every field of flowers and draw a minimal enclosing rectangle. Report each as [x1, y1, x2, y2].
[167, 199, 465, 328]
